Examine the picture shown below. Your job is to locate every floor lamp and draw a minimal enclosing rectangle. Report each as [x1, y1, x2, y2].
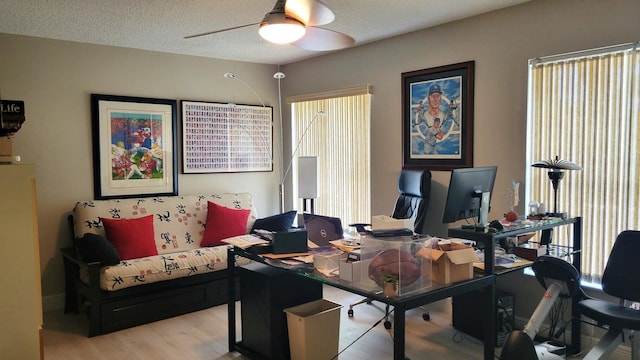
[224, 70, 323, 213]
[274, 71, 286, 212]
[224, 70, 285, 210]
[531, 155, 581, 219]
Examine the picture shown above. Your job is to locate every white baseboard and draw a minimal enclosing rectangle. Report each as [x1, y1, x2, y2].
[42, 293, 65, 313]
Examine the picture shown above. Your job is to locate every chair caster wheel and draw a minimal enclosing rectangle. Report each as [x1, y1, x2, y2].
[384, 321, 392, 329]
[348, 309, 354, 317]
[422, 313, 430, 321]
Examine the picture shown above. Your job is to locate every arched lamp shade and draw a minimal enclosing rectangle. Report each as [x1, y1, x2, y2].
[531, 155, 582, 218]
[298, 156, 318, 214]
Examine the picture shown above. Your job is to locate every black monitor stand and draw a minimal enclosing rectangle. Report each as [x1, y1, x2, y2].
[478, 191, 490, 226]
[462, 190, 491, 232]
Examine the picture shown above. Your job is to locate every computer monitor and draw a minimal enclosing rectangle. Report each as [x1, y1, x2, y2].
[442, 166, 497, 227]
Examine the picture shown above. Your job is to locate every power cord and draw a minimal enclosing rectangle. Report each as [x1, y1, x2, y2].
[331, 311, 392, 360]
[452, 329, 467, 343]
[497, 297, 514, 332]
[547, 297, 568, 339]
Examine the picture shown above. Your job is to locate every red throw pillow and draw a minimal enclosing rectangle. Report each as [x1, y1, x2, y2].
[101, 215, 158, 260]
[201, 201, 251, 247]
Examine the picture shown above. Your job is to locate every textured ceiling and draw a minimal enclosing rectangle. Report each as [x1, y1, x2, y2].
[0, 0, 530, 65]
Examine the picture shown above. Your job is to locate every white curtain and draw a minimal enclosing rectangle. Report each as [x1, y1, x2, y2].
[289, 89, 372, 226]
[527, 42, 640, 283]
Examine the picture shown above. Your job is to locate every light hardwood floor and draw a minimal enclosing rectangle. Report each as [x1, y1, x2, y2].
[43, 285, 488, 360]
[43, 285, 618, 359]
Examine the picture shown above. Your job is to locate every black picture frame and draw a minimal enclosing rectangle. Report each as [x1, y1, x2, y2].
[402, 61, 475, 171]
[181, 100, 273, 174]
[91, 94, 178, 199]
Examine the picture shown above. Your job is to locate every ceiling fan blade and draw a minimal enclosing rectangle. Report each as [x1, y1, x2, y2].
[292, 26, 354, 51]
[285, 0, 334, 26]
[184, 22, 259, 39]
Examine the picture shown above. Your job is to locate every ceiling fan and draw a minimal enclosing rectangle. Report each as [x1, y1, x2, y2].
[184, 0, 354, 51]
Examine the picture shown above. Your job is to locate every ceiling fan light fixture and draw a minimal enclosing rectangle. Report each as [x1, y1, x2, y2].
[259, 13, 306, 44]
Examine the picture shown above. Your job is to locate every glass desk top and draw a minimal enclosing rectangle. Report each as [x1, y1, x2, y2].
[230, 245, 494, 308]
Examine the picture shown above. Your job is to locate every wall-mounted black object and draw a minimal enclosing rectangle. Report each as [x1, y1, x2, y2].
[0, 100, 26, 159]
[1, 100, 25, 137]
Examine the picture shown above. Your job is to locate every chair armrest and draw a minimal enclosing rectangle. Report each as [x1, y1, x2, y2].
[348, 223, 372, 233]
[60, 246, 103, 295]
[61, 247, 100, 267]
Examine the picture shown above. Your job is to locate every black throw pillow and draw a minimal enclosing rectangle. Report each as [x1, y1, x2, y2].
[76, 233, 121, 265]
[251, 210, 297, 233]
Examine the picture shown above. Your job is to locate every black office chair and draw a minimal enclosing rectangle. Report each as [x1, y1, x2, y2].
[347, 169, 431, 327]
[391, 169, 431, 235]
[577, 230, 640, 359]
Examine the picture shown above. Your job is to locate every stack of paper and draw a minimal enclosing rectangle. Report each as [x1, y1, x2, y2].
[221, 234, 270, 249]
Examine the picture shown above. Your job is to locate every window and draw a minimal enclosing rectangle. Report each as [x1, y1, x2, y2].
[287, 86, 372, 225]
[526, 42, 640, 283]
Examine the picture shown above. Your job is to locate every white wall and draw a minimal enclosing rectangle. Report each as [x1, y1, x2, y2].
[279, 0, 640, 320]
[1, 0, 639, 314]
[281, 0, 640, 238]
[0, 34, 283, 303]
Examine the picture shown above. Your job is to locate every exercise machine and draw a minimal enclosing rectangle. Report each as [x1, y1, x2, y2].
[500, 255, 583, 360]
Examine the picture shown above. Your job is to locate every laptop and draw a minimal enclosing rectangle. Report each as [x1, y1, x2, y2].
[302, 213, 344, 247]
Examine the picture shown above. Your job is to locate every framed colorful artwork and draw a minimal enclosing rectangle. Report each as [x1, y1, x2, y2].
[402, 61, 475, 170]
[91, 94, 178, 199]
[181, 100, 273, 174]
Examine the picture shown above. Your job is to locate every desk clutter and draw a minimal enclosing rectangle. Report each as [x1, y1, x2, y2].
[226, 223, 491, 297]
[225, 226, 549, 292]
[224, 211, 562, 298]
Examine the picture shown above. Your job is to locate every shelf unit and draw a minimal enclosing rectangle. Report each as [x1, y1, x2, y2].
[0, 163, 43, 359]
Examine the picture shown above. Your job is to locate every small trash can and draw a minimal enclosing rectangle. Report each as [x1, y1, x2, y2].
[284, 299, 342, 360]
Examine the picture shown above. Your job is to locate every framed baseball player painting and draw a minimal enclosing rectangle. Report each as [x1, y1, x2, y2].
[402, 61, 474, 170]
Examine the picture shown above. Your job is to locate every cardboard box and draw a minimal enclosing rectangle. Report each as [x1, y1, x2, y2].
[514, 242, 547, 261]
[371, 215, 414, 231]
[516, 232, 535, 245]
[313, 249, 346, 273]
[501, 232, 536, 253]
[418, 241, 478, 284]
[358, 235, 432, 295]
[338, 258, 376, 288]
[0, 137, 13, 156]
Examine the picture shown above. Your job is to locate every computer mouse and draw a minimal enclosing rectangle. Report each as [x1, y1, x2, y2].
[489, 220, 504, 231]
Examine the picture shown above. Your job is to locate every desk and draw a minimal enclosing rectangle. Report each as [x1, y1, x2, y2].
[448, 216, 582, 354]
[239, 263, 323, 359]
[227, 244, 498, 360]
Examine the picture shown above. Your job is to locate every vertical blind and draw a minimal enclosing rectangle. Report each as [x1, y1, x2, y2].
[527, 42, 640, 283]
[289, 91, 372, 226]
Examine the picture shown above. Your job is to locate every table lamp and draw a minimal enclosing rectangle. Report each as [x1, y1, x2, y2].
[531, 155, 581, 218]
[297, 156, 318, 214]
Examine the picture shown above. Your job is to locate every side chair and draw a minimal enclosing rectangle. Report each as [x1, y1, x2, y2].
[578, 230, 640, 360]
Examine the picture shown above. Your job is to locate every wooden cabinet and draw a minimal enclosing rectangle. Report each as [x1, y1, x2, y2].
[239, 262, 322, 360]
[0, 164, 43, 359]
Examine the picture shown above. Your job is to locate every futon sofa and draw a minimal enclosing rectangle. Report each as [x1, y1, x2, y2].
[62, 193, 262, 336]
